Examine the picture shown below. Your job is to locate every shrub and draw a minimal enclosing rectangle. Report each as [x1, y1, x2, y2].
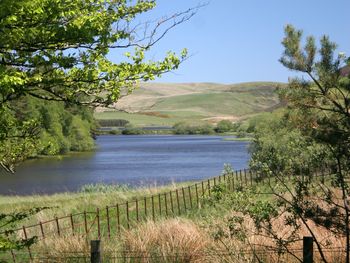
[172, 122, 214, 135]
[215, 120, 234, 133]
[121, 124, 144, 135]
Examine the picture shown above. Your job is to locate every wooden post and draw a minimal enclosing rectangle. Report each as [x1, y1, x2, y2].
[91, 240, 102, 263]
[213, 177, 216, 186]
[144, 197, 147, 217]
[151, 195, 155, 221]
[126, 201, 130, 229]
[201, 181, 205, 197]
[106, 206, 111, 239]
[176, 189, 181, 215]
[116, 204, 120, 234]
[207, 179, 211, 196]
[96, 208, 101, 239]
[249, 170, 253, 186]
[84, 211, 88, 235]
[5, 232, 16, 263]
[195, 184, 199, 207]
[55, 217, 60, 236]
[164, 193, 168, 216]
[170, 191, 174, 214]
[244, 169, 248, 185]
[188, 186, 193, 209]
[232, 173, 235, 190]
[182, 187, 187, 210]
[39, 221, 45, 239]
[303, 236, 313, 263]
[136, 199, 139, 221]
[70, 214, 75, 236]
[158, 193, 162, 216]
[321, 165, 325, 184]
[22, 226, 32, 260]
[239, 170, 243, 186]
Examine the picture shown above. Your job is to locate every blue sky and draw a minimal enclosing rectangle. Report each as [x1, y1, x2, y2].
[116, 1, 350, 84]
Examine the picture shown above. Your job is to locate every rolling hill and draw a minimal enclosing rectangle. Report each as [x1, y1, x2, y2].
[95, 82, 285, 126]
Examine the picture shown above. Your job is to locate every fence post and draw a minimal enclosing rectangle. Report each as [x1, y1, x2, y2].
[135, 199, 139, 221]
[55, 217, 61, 236]
[96, 208, 101, 239]
[158, 193, 162, 216]
[303, 236, 313, 263]
[164, 193, 168, 216]
[207, 179, 211, 196]
[39, 221, 45, 239]
[106, 206, 111, 239]
[144, 197, 147, 218]
[188, 186, 193, 209]
[116, 204, 120, 234]
[151, 195, 155, 221]
[126, 201, 130, 229]
[84, 211, 88, 235]
[176, 189, 181, 215]
[70, 214, 75, 236]
[182, 187, 187, 210]
[170, 191, 174, 214]
[201, 181, 205, 197]
[91, 240, 102, 263]
[22, 226, 32, 261]
[195, 184, 199, 208]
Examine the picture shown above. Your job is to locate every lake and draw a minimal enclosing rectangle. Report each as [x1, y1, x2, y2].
[0, 135, 250, 195]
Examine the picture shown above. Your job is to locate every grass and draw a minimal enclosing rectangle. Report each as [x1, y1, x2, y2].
[1, 172, 347, 262]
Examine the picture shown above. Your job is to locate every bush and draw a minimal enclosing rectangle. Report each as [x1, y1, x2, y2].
[121, 124, 144, 135]
[215, 120, 234, 133]
[172, 122, 214, 135]
[98, 119, 129, 127]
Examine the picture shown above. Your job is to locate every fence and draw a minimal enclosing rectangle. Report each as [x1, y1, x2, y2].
[9, 237, 344, 263]
[0, 166, 334, 262]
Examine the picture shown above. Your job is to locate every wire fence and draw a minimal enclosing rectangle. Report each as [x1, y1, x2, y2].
[6, 247, 347, 263]
[0, 166, 336, 262]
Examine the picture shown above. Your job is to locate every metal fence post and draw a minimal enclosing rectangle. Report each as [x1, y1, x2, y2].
[303, 236, 313, 263]
[91, 240, 102, 263]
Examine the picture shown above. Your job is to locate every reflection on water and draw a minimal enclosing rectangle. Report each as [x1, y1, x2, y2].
[0, 135, 250, 195]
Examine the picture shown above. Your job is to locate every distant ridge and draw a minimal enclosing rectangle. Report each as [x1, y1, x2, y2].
[95, 81, 285, 125]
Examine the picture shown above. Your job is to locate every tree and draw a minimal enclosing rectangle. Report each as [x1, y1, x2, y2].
[0, 0, 200, 172]
[215, 120, 234, 133]
[247, 25, 350, 262]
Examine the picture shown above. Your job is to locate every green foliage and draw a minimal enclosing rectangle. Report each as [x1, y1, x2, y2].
[248, 25, 350, 263]
[121, 124, 144, 135]
[0, 0, 196, 171]
[98, 119, 130, 127]
[172, 122, 214, 135]
[0, 207, 49, 254]
[80, 183, 130, 193]
[249, 112, 329, 176]
[0, 94, 96, 172]
[215, 120, 234, 133]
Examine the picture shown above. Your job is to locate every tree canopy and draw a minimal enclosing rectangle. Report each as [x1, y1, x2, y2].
[249, 25, 350, 262]
[0, 0, 198, 172]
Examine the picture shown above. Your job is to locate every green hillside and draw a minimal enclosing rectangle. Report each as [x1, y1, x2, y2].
[95, 82, 284, 126]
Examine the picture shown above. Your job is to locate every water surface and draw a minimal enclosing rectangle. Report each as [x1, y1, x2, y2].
[0, 135, 250, 195]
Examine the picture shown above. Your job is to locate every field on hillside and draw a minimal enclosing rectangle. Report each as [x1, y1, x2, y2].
[95, 82, 284, 126]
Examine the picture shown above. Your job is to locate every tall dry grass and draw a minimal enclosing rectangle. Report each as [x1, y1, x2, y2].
[122, 218, 210, 263]
[208, 210, 346, 263]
